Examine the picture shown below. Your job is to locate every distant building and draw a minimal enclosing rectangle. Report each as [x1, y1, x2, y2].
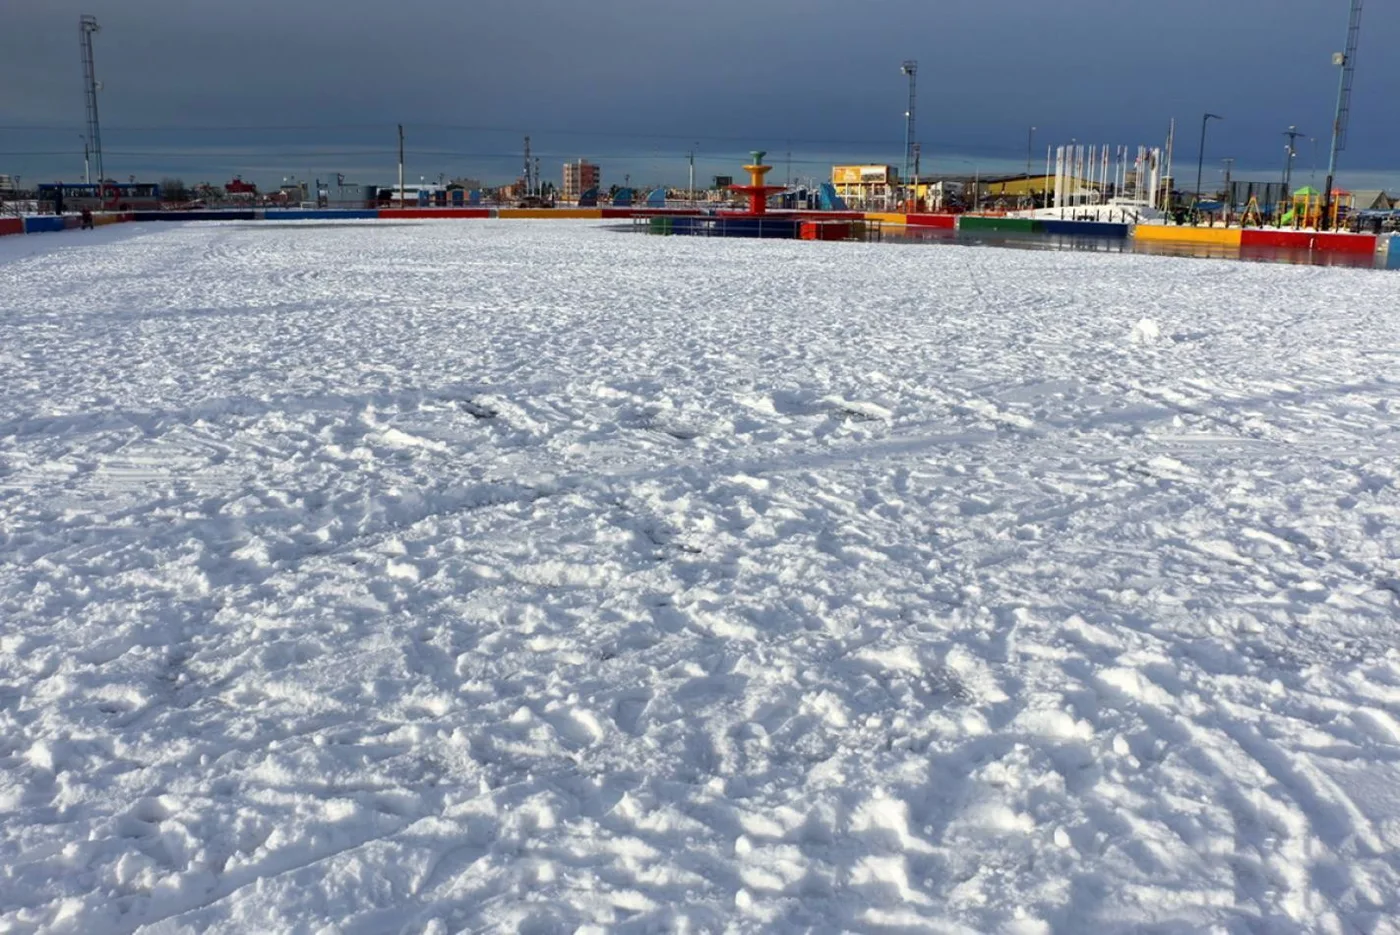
[224, 176, 257, 195]
[562, 160, 600, 201]
[831, 165, 898, 208]
[1350, 190, 1393, 211]
[983, 175, 1057, 198]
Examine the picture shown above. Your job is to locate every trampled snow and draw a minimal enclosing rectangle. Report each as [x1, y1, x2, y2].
[2, 220, 1399, 933]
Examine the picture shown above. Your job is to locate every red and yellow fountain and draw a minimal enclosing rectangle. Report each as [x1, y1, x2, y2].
[728, 150, 785, 216]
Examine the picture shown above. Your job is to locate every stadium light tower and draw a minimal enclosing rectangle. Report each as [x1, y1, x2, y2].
[901, 60, 917, 203]
[79, 15, 104, 185]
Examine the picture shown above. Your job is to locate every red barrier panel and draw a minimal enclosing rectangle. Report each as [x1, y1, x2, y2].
[905, 214, 958, 229]
[800, 221, 852, 241]
[789, 211, 866, 221]
[1240, 229, 1378, 254]
[378, 208, 493, 219]
[0, 218, 22, 237]
[1310, 232, 1378, 254]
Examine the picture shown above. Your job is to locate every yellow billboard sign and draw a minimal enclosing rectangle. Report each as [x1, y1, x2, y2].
[833, 165, 892, 185]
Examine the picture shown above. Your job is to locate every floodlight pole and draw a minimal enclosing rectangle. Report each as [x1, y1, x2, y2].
[397, 124, 405, 207]
[1322, 0, 1363, 231]
[79, 15, 104, 186]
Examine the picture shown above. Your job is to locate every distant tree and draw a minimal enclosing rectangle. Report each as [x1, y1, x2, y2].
[160, 177, 189, 202]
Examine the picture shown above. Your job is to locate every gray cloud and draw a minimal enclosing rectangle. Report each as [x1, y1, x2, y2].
[3, 0, 1396, 189]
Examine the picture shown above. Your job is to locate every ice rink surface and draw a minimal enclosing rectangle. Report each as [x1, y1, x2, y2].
[2, 220, 1400, 933]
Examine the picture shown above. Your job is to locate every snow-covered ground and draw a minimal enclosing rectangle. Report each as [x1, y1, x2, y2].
[2, 220, 1399, 934]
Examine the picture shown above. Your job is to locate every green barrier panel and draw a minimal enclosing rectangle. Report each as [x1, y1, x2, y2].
[957, 216, 1040, 233]
[649, 216, 674, 235]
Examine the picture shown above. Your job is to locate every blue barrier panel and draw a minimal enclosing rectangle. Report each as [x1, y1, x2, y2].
[130, 210, 257, 222]
[23, 217, 67, 234]
[1388, 235, 1400, 270]
[713, 217, 800, 239]
[269, 210, 379, 220]
[1039, 220, 1130, 238]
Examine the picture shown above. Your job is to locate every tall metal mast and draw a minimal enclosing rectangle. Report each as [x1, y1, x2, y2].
[900, 60, 917, 200]
[80, 15, 104, 186]
[523, 136, 532, 196]
[1322, 0, 1363, 230]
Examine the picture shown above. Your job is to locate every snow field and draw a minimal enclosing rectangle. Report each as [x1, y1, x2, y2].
[2, 220, 1400, 933]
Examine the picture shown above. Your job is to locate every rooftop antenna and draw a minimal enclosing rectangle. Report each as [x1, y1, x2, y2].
[80, 15, 103, 185]
[1322, 0, 1363, 230]
[900, 60, 917, 201]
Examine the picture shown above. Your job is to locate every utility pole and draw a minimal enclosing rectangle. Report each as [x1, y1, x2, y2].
[688, 146, 695, 206]
[1221, 157, 1235, 224]
[522, 136, 532, 197]
[1025, 126, 1036, 209]
[1322, 0, 1363, 231]
[79, 15, 104, 187]
[912, 142, 921, 209]
[398, 124, 405, 207]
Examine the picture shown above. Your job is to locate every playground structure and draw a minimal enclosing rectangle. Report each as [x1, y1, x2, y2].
[1277, 187, 1353, 229]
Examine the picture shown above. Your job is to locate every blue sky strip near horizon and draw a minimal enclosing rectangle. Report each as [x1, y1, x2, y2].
[2, 0, 1397, 191]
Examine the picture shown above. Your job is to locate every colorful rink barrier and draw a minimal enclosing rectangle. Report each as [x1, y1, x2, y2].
[264, 209, 379, 221]
[0, 205, 1391, 269]
[1133, 225, 1243, 247]
[1239, 229, 1378, 254]
[1039, 220, 1129, 238]
[22, 216, 76, 234]
[377, 208, 494, 219]
[904, 214, 958, 229]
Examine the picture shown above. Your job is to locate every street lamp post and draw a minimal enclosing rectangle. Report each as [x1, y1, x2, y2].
[689, 144, 697, 207]
[1194, 112, 1223, 223]
[1282, 126, 1303, 197]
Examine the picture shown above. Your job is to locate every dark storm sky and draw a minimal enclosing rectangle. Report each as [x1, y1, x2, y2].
[2, 0, 1396, 189]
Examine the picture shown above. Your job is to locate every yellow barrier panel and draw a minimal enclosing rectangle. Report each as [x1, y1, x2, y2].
[864, 212, 908, 226]
[1133, 224, 1242, 246]
[497, 208, 603, 220]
